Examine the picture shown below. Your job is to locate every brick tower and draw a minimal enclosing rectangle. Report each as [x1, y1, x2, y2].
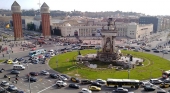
[40, 2, 51, 38]
[11, 1, 23, 41]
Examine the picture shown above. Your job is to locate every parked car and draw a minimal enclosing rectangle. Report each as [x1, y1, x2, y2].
[69, 83, 80, 89]
[81, 79, 92, 84]
[70, 77, 80, 83]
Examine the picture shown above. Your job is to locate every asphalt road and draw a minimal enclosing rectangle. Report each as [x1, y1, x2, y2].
[0, 47, 169, 93]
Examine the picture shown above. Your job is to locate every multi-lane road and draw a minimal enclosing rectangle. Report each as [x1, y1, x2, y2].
[0, 44, 170, 93]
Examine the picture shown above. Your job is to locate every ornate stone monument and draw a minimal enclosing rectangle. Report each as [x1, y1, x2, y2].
[97, 18, 120, 62]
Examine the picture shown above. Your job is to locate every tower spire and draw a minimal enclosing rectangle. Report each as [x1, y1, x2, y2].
[37, 0, 41, 13]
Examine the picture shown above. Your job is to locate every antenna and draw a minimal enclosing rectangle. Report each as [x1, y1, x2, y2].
[37, 0, 41, 12]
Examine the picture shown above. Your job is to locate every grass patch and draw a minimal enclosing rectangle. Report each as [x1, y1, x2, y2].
[49, 50, 170, 80]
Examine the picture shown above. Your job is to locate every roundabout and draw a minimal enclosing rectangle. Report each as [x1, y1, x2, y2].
[49, 49, 170, 80]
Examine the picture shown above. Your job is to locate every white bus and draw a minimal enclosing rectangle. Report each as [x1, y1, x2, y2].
[106, 78, 140, 89]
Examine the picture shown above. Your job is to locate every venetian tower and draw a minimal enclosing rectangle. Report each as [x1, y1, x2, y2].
[11, 1, 23, 41]
[40, 2, 51, 38]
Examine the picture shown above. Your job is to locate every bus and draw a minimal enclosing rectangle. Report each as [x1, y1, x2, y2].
[29, 49, 46, 57]
[162, 70, 170, 78]
[106, 78, 140, 89]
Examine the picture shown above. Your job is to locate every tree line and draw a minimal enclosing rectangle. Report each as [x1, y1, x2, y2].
[0, 9, 145, 18]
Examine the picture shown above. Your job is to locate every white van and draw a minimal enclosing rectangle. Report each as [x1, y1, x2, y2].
[13, 65, 26, 70]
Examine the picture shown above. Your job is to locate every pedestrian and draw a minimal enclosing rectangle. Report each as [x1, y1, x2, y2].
[19, 62, 20, 65]
[2, 54, 4, 57]
[8, 77, 10, 81]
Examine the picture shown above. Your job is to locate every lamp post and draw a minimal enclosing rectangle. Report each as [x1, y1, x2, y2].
[27, 61, 31, 93]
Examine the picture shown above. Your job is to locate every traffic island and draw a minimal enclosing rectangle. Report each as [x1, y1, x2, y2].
[49, 49, 170, 80]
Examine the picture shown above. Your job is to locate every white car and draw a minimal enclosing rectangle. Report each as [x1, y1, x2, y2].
[95, 79, 106, 84]
[50, 53, 55, 57]
[141, 81, 153, 87]
[56, 80, 67, 87]
[59, 76, 68, 81]
[12, 60, 18, 64]
[40, 70, 49, 75]
[80, 88, 92, 93]
[114, 87, 128, 92]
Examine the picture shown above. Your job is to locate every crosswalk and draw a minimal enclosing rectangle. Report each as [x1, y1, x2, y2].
[16, 76, 56, 93]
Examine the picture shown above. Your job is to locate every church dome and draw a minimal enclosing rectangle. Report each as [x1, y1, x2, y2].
[34, 15, 41, 20]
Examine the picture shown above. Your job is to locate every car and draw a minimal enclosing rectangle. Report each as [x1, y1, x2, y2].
[163, 51, 169, 54]
[32, 60, 39, 64]
[95, 79, 106, 84]
[69, 83, 80, 89]
[150, 79, 163, 84]
[157, 90, 170, 93]
[164, 79, 170, 83]
[70, 77, 80, 83]
[1, 80, 9, 86]
[40, 70, 49, 75]
[114, 87, 128, 92]
[59, 75, 68, 81]
[18, 58, 24, 61]
[160, 83, 170, 88]
[141, 81, 153, 87]
[60, 74, 70, 79]
[45, 53, 50, 58]
[7, 85, 18, 91]
[50, 53, 55, 57]
[7, 60, 13, 64]
[0, 87, 6, 93]
[56, 80, 67, 87]
[80, 88, 92, 93]
[153, 50, 160, 53]
[144, 85, 156, 91]
[81, 79, 92, 84]
[28, 77, 37, 82]
[91, 82, 102, 87]
[23, 60, 29, 63]
[13, 59, 18, 64]
[11, 70, 20, 74]
[89, 86, 101, 91]
[0, 69, 5, 73]
[49, 73, 58, 79]
[29, 72, 38, 76]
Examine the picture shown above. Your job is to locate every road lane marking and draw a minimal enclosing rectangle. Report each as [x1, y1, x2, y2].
[37, 84, 55, 93]
[34, 86, 38, 88]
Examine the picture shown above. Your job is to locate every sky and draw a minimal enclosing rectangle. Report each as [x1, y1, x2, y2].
[0, 0, 169, 16]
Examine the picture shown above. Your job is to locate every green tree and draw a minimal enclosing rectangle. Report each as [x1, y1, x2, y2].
[27, 23, 31, 30]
